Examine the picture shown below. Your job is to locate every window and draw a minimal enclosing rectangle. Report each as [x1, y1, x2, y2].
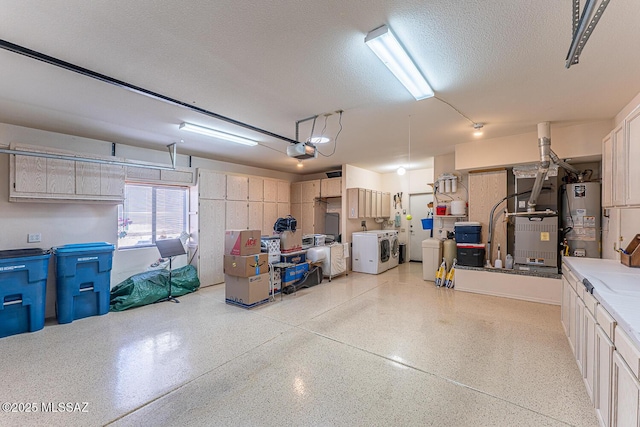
[118, 184, 188, 249]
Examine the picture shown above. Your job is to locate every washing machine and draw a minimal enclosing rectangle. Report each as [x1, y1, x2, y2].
[352, 231, 391, 274]
[387, 230, 399, 269]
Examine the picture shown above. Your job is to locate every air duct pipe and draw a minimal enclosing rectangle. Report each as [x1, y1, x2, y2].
[527, 122, 551, 212]
[549, 151, 579, 175]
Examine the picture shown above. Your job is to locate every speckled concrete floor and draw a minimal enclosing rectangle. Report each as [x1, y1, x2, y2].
[0, 262, 598, 426]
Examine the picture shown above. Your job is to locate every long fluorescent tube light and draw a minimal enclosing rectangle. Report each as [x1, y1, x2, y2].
[365, 25, 434, 100]
[179, 122, 258, 146]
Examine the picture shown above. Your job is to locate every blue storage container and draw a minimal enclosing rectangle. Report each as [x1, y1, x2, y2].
[53, 242, 114, 324]
[454, 221, 482, 244]
[0, 248, 50, 338]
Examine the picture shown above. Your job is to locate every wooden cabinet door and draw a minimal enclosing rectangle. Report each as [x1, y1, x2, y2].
[381, 192, 391, 217]
[263, 202, 278, 236]
[347, 188, 359, 219]
[371, 191, 379, 217]
[561, 277, 572, 337]
[248, 176, 264, 201]
[76, 162, 101, 195]
[199, 170, 226, 200]
[47, 158, 75, 194]
[277, 180, 290, 203]
[574, 292, 584, 373]
[301, 180, 320, 203]
[611, 350, 640, 427]
[595, 325, 614, 427]
[198, 199, 225, 286]
[626, 105, 640, 205]
[583, 306, 597, 402]
[365, 189, 372, 218]
[612, 122, 626, 207]
[300, 202, 315, 235]
[277, 202, 290, 219]
[602, 133, 613, 208]
[14, 155, 46, 193]
[100, 164, 125, 196]
[290, 203, 301, 226]
[321, 177, 341, 197]
[226, 201, 248, 230]
[248, 201, 263, 232]
[290, 182, 302, 204]
[226, 175, 248, 201]
[568, 285, 578, 357]
[263, 179, 278, 202]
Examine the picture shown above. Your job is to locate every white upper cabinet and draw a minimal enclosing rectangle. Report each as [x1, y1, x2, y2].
[226, 175, 249, 201]
[602, 132, 613, 208]
[198, 169, 226, 200]
[612, 123, 626, 207]
[625, 105, 640, 206]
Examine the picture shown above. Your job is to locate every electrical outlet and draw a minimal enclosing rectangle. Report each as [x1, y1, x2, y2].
[518, 200, 526, 208]
[28, 233, 42, 243]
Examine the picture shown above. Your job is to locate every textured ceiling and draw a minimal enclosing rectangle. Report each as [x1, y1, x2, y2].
[1, 0, 639, 174]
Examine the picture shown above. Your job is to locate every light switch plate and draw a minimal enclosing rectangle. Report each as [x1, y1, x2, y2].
[28, 233, 41, 243]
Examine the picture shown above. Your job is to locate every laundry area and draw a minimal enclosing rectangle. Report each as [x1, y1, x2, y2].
[1, 1, 640, 426]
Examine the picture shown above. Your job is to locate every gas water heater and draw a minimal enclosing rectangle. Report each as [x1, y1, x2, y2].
[561, 182, 601, 258]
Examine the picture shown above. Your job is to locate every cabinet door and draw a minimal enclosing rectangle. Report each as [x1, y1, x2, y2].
[290, 203, 301, 226]
[612, 123, 626, 207]
[263, 202, 278, 236]
[301, 202, 315, 235]
[290, 182, 302, 204]
[381, 192, 391, 217]
[101, 164, 125, 196]
[358, 188, 366, 218]
[611, 350, 640, 427]
[314, 200, 326, 234]
[371, 191, 379, 217]
[226, 175, 249, 201]
[574, 292, 584, 373]
[248, 201, 263, 232]
[561, 277, 572, 337]
[14, 154, 46, 193]
[347, 188, 359, 219]
[626, 106, 640, 205]
[595, 325, 614, 427]
[198, 199, 225, 286]
[277, 202, 290, 219]
[365, 189, 372, 218]
[277, 180, 290, 203]
[301, 180, 320, 203]
[321, 177, 341, 197]
[76, 162, 101, 195]
[263, 178, 278, 202]
[226, 201, 248, 230]
[199, 170, 226, 200]
[47, 158, 75, 194]
[248, 177, 264, 201]
[583, 306, 597, 402]
[602, 133, 613, 208]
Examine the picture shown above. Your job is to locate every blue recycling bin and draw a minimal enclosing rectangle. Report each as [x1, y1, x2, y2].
[54, 242, 115, 324]
[0, 248, 50, 338]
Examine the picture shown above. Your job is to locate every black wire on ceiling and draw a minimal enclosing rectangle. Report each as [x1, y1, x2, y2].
[0, 39, 298, 145]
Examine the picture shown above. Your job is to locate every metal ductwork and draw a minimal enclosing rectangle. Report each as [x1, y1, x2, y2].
[527, 122, 551, 212]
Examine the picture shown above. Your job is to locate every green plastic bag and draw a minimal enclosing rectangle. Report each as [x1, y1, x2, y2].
[109, 265, 200, 312]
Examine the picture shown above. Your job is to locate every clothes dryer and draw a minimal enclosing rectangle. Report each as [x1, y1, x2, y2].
[387, 230, 399, 269]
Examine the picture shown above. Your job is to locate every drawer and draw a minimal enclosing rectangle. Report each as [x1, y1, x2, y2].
[582, 291, 598, 315]
[596, 304, 616, 340]
[614, 326, 640, 379]
[563, 267, 580, 292]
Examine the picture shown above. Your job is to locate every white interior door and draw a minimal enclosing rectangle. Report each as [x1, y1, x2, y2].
[409, 193, 433, 261]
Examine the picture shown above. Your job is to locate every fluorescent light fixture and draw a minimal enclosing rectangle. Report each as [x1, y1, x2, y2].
[365, 25, 434, 100]
[308, 136, 330, 144]
[179, 122, 258, 146]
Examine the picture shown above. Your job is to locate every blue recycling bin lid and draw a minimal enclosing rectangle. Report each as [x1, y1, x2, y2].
[53, 242, 115, 255]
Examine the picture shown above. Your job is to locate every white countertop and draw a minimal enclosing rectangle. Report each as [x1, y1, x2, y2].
[563, 257, 640, 348]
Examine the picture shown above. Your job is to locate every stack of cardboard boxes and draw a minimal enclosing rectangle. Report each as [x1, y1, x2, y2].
[224, 230, 269, 308]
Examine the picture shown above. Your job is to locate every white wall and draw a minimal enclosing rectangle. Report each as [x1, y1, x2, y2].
[455, 120, 612, 171]
[0, 122, 296, 317]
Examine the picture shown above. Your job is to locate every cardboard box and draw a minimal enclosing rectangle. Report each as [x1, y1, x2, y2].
[280, 230, 302, 253]
[281, 252, 306, 264]
[224, 253, 268, 277]
[225, 273, 269, 308]
[225, 229, 261, 256]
